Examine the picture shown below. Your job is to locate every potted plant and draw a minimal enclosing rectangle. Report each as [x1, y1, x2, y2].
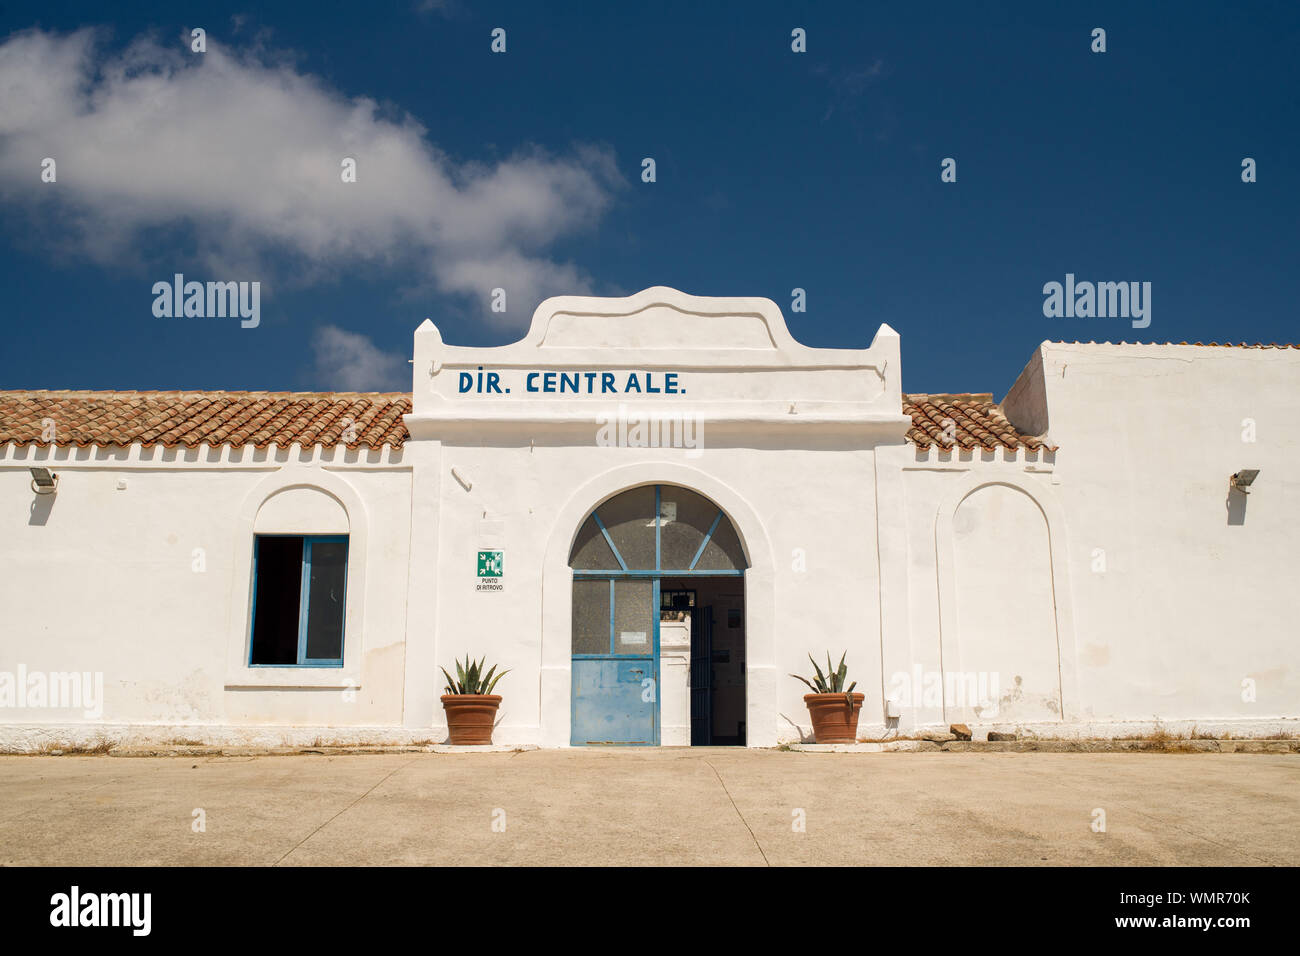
[440, 655, 509, 745]
[791, 652, 864, 743]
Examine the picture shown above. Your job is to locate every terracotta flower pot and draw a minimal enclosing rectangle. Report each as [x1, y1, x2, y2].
[804, 692, 865, 744]
[441, 694, 502, 745]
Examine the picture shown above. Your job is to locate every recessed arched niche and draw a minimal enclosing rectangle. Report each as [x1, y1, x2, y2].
[254, 486, 349, 535]
[949, 483, 1061, 722]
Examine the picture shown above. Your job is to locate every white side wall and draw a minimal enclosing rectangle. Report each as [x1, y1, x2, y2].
[0, 444, 414, 750]
[419, 434, 887, 746]
[886, 343, 1299, 739]
[1026, 344, 1299, 733]
[882, 443, 1075, 736]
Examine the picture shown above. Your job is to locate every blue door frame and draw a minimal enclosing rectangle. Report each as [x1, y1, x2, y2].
[570, 577, 660, 745]
[570, 485, 745, 747]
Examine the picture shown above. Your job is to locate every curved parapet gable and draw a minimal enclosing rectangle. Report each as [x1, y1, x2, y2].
[408, 286, 907, 434]
[531, 288, 788, 353]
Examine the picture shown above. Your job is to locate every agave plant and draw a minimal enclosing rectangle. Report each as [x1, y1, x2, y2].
[440, 655, 509, 695]
[791, 652, 857, 702]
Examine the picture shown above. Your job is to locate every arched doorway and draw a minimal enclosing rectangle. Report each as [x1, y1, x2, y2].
[568, 483, 749, 746]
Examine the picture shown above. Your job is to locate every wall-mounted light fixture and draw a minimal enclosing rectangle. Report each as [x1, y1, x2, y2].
[1230, 469, 1259, 494]
[29, 467, 59, 495]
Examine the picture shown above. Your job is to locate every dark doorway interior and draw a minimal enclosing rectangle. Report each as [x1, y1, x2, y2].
[660, 576, 746, 746]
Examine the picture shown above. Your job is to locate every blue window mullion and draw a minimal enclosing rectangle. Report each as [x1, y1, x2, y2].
[608, 579, 616, 655]
[655, 484, 662, 572]
[652, 575, 661, 745]
[296, 538, 312, 665]
[593, 512, 628, 571]
[248, 537, 262, 665]
[574, 568, 743, 578]
[689, 510, 724, 570]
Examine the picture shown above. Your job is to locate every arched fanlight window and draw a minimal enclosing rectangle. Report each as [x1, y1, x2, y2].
[569, 484, 748, 573]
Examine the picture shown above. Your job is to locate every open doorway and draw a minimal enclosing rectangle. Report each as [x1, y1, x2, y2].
[660, 577, 746, 746]
[568, 483, 749, 747]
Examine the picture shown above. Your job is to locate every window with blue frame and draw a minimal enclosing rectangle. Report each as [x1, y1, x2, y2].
[568, 484, 748, 575]
[568, 485, 746, 657]
[249, 535, 348, 667]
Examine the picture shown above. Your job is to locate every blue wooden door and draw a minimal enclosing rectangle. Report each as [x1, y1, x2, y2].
[690, 606, 713, 745]
[571, 658, 656, 745]
[571, 577, 659, 745]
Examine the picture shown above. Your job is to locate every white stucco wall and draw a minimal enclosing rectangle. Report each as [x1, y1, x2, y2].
[950, 483, 1061, 722]
[404, 288, 909, 747]
[2, 294, 1295, 751]
[881, 443, 1074, 737]
[0, 444, 413, 749]
[1007, 343, 1300, 733]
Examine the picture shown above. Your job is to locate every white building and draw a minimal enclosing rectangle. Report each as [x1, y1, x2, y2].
[1, 287, 1296, 750]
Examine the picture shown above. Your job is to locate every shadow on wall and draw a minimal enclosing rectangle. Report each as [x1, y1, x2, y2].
[1226, 489, 1247, 526]
[29, 493, 55, 526]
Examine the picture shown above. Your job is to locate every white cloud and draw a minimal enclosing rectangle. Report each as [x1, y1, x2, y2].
[312, 325, 408, 391]
[0, 27, 622, 327]
[413, 0, 457, 16]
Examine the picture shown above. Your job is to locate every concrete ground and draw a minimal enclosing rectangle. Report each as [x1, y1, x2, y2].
[1, 749, 1295, 865]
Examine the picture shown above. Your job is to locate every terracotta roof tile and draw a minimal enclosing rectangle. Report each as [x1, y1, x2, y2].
[0, 391, 411, 450]
[1, 389, 1048, 452]
[1050, 341, 1298, 349]
[902, 393, 1053, 452]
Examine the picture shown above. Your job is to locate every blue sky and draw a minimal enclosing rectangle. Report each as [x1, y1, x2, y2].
[1, 1, 1295, 397]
